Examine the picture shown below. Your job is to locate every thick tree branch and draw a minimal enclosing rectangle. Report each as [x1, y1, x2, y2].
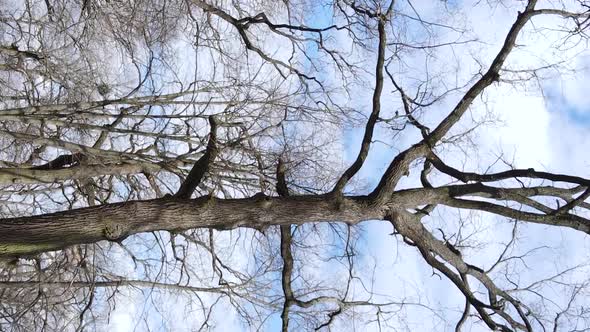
[3, 178, 590, 258]
[0, 90, 212, 117]
[551, 187, 590, 215]
[369, 0, 539, 205]
[0, 280, 230, 294]
[423, 0, 538, 146]
[428, 152, 590, 186]
[279, 226, 293, 332]
[455, 273, 471, 332]
[331, 19, 387, 195]
[389, 210, 532, 331]
[393, 184, 590, 233]
[444, 198, 590, 233]
[276, 158, 293, 331]
[174, 116, 218, 199]
[0, 195, 380, 257]
[30, 153, 84, 170]
[0, 162, 160, 185]
[276, 158, 290, 198]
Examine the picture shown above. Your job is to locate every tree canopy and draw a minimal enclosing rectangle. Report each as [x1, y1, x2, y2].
[1, 0, 590, 331]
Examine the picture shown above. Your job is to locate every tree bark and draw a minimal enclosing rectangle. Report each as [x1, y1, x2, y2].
[0, 163, 160, 185]
[0, 195, 380, 257]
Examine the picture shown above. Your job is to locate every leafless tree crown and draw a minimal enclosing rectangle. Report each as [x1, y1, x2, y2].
[1, 0, 590, 331]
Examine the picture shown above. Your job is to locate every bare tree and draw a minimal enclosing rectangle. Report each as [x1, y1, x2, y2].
[1, 0, 590, 331]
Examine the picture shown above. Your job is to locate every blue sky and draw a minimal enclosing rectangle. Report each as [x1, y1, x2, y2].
[312, 0, 590, 330]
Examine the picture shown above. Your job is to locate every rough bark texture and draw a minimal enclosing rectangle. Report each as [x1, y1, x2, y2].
[3, 178, 590, 258]
[0, 195, 379, 257]
[0, 163, 160, 185]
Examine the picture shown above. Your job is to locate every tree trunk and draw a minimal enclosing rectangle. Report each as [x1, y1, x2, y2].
[0, 195, 381, 257]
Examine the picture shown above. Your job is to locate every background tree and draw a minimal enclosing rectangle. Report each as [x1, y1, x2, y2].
[1, 0, 590, 331]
